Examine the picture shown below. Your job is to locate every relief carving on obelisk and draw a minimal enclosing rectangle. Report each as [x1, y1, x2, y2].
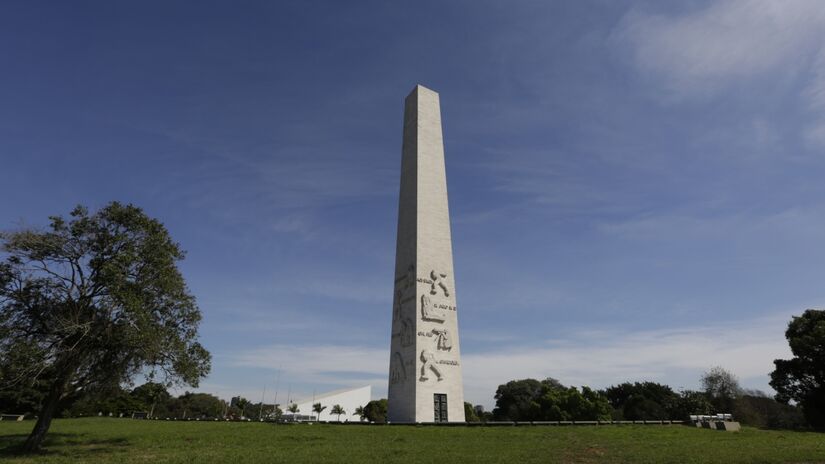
[433, 328, 452, 351]
[390, 352, 407, 384]
[429, 270, 450, 297]
[420, 294, 446, 322]
[419, 349, 443, 382]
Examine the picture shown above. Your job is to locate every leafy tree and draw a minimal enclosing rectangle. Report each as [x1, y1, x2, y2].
[733, 390, 806, 429]
[492, 378, 553, 421]
[270, 405, 283, 421]
[701, 366, 741, 413]
[66, 385, 143, 417]
[0, 340, 47, 415]
[243, 401, 272, 421]
[0, 203, 211, 451]
[330, 404, 345, 422]
[363, 399, 387, 423]
[312, 402, 327, 421]
[602, 382, 679, 420]
[353, 405, 366, 422]
[235, 397, 251, 418]
[130, 382, 171, 418]
[169, 392, 222, 419]
[464, 402, 479, 422]
[770, 309, 825, 428]
[537, 385, 611, 421]
[287, 403, 299, 415]
[670, 390, 713, 420]
[493, 378, 610, 421]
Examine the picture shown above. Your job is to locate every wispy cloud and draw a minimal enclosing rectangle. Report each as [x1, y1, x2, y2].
[805, 48, 825, 148]
[614, 0, 825, 99]
[232, 344, 387, 387]
[462, 313, 793, 407]
[614, 0, 825, 148]
[229, 310, 796, 409]
[597, 204, 825, 243]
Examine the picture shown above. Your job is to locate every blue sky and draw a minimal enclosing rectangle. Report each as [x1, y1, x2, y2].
[2, 0, 825, 409]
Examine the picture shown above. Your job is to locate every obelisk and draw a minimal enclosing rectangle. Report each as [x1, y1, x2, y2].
[387, 85, 465, 423]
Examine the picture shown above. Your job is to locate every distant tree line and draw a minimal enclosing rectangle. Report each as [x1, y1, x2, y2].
[0, 381, 290, 421]
[479, 368, 806, 428]
[462, 309, 823, 430]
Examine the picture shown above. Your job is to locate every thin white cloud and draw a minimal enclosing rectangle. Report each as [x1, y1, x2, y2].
[615, 0, 825, 148]
[804, 48, 825, 147]
[597, 204, 825, 243]
[233, 344, 387, 385]
[615, 0, 825, 98]
[228, 311, 797, 409]
[462, 314, 793, 408]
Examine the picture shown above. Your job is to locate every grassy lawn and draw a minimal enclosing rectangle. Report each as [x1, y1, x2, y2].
[0, 418, 823, 463]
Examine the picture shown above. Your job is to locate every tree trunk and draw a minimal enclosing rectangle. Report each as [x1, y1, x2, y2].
[21, 357, 77, 453]
[22, 374, 67, 452]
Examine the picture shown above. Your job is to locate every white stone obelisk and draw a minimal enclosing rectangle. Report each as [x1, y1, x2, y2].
[387, 85, 464, 423]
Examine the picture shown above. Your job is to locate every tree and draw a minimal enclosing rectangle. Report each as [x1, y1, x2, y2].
[770, 309, 825, 428]
[0, 341, 48, 416]
[66, 385, 143, 417]
[353, 405, 366, 422]
[130, 382, 171, 418]
[464, 402, 479, 422]
[0, 203, 211, 451]
[670, 390, 713, 420]
[493, 378, 562, 421]
[287, 403, 299, 416]
[602, 382, 679, 420]
[168, 392, 222, 419]
[733, 390, 806, 429]
[312, 402, 327, 422]
[270, 405, 283, 421]
[330, 404, 345, 422]
[493, 378, 611, 421]
[235, 397, 251, 418]
[536, 385, 612, 421]
[363, 399, 387, 423]
[701, 366, 740, 413]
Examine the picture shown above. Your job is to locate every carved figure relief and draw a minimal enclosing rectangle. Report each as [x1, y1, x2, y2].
[404, 264, 416, 294]
[432, 328, 452, 351]
[393, 289, 403, 321]
[419, 349, 443, 382]
[400, 318, 414, 347]
[390, 352, 406, 384]
[420, 294, 445, 322]
[430, 270, 450, 297]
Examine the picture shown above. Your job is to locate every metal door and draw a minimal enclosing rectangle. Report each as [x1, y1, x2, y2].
[433, 393, 448, 422]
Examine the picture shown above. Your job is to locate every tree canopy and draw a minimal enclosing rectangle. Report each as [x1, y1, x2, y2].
[492, 378, 610, 421]
[770, 309, 825, 428]
[330, 404, 345, 421]
[701, 366, 741, 413]
[492, 378, 552, 421]
[603, 382, 678, 420]
[312, 402, 327, 421]
[464, 402, 480, 422]
[363, 399, 387, 423]
[0, 203, 211, 451]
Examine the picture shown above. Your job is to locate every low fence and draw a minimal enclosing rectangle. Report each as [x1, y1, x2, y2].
[387, 420, 689, 426]
[0, 414, 694, 426]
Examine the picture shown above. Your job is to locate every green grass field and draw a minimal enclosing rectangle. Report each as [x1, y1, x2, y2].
[1, 418, 823, 463]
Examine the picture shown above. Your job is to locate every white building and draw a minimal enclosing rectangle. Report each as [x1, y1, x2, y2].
[284, 385, 371, 422]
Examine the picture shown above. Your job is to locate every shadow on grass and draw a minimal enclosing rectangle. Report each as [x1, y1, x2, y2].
[0, 432, 130, 459]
